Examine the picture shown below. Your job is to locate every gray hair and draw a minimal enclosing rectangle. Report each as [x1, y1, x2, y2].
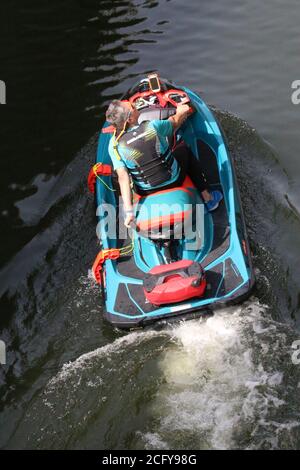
[105, 100, 130, 129]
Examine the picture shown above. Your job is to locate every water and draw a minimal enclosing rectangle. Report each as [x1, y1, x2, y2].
[1, 0, 300, 450]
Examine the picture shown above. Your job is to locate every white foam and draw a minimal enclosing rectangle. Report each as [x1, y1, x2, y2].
[144, 299, 293, 449]
[137, 432, 169, 450]
[47, 328, 160, 389]
[45, 296, 299, 449]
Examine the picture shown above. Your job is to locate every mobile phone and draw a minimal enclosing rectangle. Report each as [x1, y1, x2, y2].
[148, 73, 161, 93]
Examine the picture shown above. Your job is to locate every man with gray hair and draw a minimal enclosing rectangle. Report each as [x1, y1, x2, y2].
[106, 99, 223, 227]
[106, 100, 132, 132]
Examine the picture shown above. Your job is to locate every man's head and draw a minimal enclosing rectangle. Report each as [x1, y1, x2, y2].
[105, 100, 139, 130]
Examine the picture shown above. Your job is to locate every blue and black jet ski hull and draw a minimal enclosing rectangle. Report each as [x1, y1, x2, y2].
[93, 78, 255, 329]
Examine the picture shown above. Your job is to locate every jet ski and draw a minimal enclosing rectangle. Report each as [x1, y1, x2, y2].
[88, 76, 255, 329]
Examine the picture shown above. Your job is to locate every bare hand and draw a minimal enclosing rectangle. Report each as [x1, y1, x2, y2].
[124, 213, 135, 228]
[176, 104, 190, 116]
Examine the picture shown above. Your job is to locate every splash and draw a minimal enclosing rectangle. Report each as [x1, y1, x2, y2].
[140, 298, 300, 450]
[46, 328, 161, 390]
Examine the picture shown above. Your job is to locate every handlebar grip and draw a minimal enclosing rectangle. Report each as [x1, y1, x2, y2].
[180, 96, 191, 105]
[177, 96, 195, 115]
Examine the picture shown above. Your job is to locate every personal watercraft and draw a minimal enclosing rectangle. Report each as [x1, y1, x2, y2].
[88, 76, 255, 328]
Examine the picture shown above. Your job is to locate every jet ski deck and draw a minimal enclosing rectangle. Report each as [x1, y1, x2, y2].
[90, 77, 255, 328]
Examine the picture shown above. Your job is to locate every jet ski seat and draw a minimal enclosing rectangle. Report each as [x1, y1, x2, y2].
[134, 176, 196, 238]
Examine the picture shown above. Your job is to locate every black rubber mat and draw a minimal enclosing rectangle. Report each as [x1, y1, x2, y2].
[202, 198, 230, 268]
[114, 283, 142, 316]
[223, 257, 243, 293]
[117, 254, 145, 279]
[197, 139, 220, 185]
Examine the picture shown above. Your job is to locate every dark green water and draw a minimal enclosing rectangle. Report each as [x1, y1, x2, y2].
[1, 0, 300, 450]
